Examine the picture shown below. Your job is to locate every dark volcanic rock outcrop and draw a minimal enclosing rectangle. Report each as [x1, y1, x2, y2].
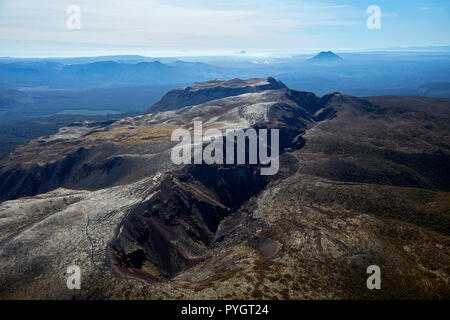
[109, 165, 269, 281]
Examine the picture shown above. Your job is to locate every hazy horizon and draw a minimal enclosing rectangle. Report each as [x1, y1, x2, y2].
[2, 45, 450, 59]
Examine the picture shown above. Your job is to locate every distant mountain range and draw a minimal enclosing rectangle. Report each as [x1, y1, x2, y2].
[1, 51, 449, 95]
[0, 51, 449, 125]
[0, 60, 229, 89]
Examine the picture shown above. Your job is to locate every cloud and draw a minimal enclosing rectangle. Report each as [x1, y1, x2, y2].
[419, 7, 430, 11]
[0, 0, 364, 52]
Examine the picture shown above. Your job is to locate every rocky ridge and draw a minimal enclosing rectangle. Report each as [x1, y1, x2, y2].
[0, 77, 449, 299]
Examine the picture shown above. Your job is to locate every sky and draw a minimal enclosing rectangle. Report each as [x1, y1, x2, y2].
[0, 0, 449, 57]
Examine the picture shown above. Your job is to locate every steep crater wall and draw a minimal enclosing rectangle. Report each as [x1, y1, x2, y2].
[108, 164, 270, 282]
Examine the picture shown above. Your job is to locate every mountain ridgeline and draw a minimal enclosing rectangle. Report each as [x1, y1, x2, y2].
[146, 77, 287, 112]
